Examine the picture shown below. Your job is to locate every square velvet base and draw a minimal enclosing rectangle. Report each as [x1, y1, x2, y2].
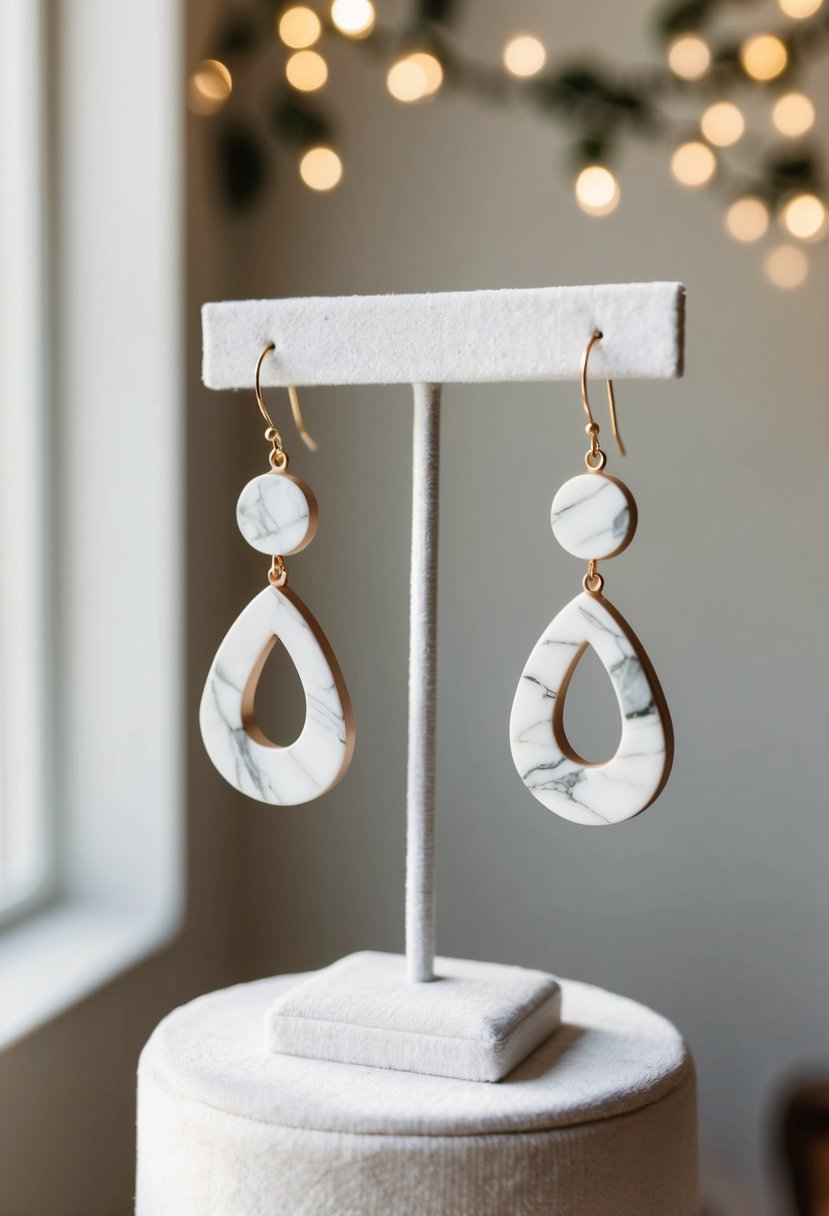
[264, 951, 561, 1082]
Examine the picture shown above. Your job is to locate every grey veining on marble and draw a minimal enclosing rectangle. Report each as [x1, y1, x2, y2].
[510, 591, 672, 825]
[550, 473, 636, 561]
[236, 473, 317, 556]
[200, 585, 353, 805]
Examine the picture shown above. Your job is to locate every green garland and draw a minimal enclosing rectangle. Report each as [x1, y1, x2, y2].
[202, 0, 826, 223]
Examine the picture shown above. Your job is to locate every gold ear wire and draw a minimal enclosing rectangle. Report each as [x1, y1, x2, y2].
[254, 343, 319, 458]
[580, 330, 625, 459]
[606, 378, 625, 457]
[286, 385, 318, 453]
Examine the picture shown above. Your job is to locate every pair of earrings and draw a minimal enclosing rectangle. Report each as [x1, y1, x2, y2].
[200, 333, 673, 825]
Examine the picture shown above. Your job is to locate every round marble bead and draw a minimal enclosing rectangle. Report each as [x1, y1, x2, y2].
[550, 472, 636, 561]
[236, 473, 317, 556]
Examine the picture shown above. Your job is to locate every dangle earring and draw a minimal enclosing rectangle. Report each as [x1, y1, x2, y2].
[509, 331, 673, 826]
[200, 344, 355, 805]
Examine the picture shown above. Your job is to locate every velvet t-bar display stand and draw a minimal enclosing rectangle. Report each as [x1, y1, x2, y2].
[201, 283, 686, 1082]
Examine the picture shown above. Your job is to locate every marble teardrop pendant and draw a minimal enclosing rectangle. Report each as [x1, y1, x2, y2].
[200, 585, 354, 806]
[509, 591, 673, 825]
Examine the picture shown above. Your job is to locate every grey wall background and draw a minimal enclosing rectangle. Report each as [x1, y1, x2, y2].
[0, 1, 825, 1213]
[205, 1, 829, 1211]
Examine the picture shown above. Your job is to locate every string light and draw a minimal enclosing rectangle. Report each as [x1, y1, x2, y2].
[503, 34, 547, 78]
[286, 49, 328, 91]
[772, 91, 816, 136]
[763, 243, 809, 287]
[330, 0, 376, 39]
[780, 192, 827, 239]
[778, 0, 823, 17]
[410, 52, 443, 95]
[574, 166, 620, 216]
[667, 34, 711, 80]
[198, 5, 829, 280]
[187, 59, 232, 116]
[671, 141, 716, 187]
[278, 6, 322, 48]
[299, 146, 343, 190]
[386, 52, 443, 102]
[700, 101, 745, 147]
[725, 197, 770, 242]
[740, 34, 788, 81]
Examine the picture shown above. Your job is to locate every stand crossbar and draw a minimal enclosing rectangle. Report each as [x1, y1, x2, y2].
[203, 283, 685, 388]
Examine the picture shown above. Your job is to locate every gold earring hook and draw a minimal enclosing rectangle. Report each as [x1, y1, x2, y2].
[580, 330, 625, 458]
[254, 343, 319, 455]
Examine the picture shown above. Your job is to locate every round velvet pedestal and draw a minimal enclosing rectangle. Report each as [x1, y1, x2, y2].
[135, 972, 697, 1216]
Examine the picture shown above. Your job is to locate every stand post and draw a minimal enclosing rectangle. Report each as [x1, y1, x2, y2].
[405, 383, 441, 983]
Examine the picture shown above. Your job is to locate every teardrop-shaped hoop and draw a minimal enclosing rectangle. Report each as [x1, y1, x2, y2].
[200, 585, 354, 805]
[509, 591, 673, 825]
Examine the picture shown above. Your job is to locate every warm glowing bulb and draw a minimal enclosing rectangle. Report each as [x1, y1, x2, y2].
[725, 197, 770, 242]
[772, 91, 816, 136]
[187, 59, 232, 116]
[740, 34, 788, 81]
[278, 6, 322, 48]
[763, 242, 809, 287]
[503, 34, 547, 77]
[286, 49, 328, 91]
[700, 101, 745, 147]
[330, 0, 376, 38]
[667, 34, 711, 80]
[387, 58, 426, 102]
[299, 146, 343, 190]
[386, 52, 443, 102]
[778, 0, 823, 17]
[781, 192, 827, 239]
[671, 141, 716, 187]
[410, 52, 443, 94]
[575, 166, 621, 217]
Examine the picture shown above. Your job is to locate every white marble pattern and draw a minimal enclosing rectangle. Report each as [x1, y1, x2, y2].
[236, 473, 317, 556]
[200, 585, 353, 805]
[550, 473, 636, 561]
[510, 591, 672, 825]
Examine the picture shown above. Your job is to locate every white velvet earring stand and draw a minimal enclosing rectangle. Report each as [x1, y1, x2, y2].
[136, 284, 696, 1215]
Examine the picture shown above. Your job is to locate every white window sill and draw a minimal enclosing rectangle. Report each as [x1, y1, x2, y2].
[0, 896, 181, 1049]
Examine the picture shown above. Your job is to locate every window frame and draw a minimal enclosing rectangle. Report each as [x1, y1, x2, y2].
[0, 0, 54, 926]
[0, 0, 184, 1047]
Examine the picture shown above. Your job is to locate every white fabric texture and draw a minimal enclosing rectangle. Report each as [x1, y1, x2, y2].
[406, 386, 440, 982]
[201, 283, 685, 389]
[265, 952, 562, 1082]
[136, 972, 698, 1216]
